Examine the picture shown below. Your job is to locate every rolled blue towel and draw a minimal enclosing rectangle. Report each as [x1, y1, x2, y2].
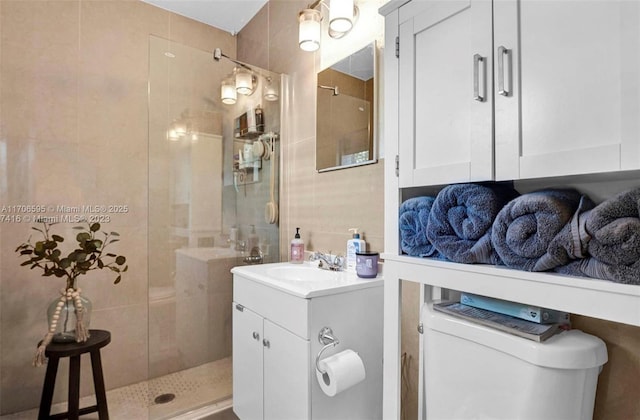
[491, 189, 595, 271]
[426, 183, 519, 265]
[566, 187, 640, 285]
[399, 196, 441, 258]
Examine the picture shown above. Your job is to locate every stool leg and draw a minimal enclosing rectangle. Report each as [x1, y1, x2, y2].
[90, 349, 109, 419]
[68, 355, 81, 420]
[38, 356, 60, 420]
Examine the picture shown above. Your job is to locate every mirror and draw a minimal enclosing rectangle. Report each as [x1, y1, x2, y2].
[316, 42, 377, 172]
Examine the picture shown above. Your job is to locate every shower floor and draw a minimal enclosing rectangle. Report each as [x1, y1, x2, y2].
[1, 357, 232, 420]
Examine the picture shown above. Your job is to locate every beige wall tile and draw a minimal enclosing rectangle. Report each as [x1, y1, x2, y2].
[238, 2, 640, 420]
[0, 0, 235, 414]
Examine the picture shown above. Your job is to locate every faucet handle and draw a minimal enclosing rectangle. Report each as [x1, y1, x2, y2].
[333, 254, 345, 267]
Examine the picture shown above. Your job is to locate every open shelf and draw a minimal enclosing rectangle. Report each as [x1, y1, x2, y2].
[383, 254, 640, 327]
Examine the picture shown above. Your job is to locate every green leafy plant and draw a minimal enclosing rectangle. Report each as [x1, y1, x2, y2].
[15, 222, 128, 290]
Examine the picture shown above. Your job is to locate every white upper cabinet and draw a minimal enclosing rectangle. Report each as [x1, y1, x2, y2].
[495, 0, 640, 180]
[399, 0, 493, 187]
[396, 0, 640, 187]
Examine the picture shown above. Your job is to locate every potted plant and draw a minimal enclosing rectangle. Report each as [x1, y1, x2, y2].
[15, 222, 127, 366]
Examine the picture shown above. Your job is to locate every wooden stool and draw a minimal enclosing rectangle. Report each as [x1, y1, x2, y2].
[38, 329, 111, 420]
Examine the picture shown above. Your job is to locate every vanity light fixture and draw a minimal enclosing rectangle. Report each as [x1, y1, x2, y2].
[235, 68, 256, 95]
[329, 0, 354, 33]
[298, 0, 359, 51]
[221, 77, 237, 105]
[214, 48, 264, 103]
[263, 77, 279, 102]
[299, 8, 322, 52]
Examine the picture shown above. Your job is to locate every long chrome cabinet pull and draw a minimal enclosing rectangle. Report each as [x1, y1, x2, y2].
[473, 53, 486, 102]
[498, 46, 511, 96]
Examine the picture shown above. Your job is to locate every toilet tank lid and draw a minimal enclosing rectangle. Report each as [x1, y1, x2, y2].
[423, 303, 608, 369]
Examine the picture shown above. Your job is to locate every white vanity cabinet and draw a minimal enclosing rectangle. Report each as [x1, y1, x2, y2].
[231, 263, 384, 420]
[396, 0, 640, 187]
[233, 302, 309, 420]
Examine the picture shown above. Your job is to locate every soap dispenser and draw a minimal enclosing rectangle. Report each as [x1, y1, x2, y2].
[290, 227, 304, 264]
[346, 228, 366, 272]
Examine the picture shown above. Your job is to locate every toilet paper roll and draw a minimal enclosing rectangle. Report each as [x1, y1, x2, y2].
[316, 349, 366, 397]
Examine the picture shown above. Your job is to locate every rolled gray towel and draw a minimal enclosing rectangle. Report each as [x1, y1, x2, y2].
[576, 187, 640, 285]
[491, 188, 595, 271]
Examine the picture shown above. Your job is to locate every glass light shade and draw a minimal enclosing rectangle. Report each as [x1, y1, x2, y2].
[299, 9, 321, 52]
[236, 68, 254, 95]
[221, 78, 237, 105]
[263, 77, 279, 101]
[329, 0, 353, 33]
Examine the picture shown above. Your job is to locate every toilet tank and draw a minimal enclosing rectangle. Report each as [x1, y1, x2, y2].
[422, 302, 608, 420]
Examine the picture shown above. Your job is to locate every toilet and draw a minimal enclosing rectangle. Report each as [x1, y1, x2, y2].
[421, 302, 608, 420]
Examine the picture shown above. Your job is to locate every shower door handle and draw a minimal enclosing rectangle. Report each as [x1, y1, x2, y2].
[252, 331, 260, 341]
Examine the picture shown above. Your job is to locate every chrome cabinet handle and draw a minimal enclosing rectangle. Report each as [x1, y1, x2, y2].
[473, 53, 486, 102]
[497, 46, 511, 96]
[252, 331, 260, 341]
[262, 339, 270, 348]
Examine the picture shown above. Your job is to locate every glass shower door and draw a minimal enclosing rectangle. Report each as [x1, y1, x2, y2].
[148, 35, 281, 418]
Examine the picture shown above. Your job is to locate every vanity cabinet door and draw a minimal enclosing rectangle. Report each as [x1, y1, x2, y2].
[494, 0, 640, 180]
[232, 304, 264, 420]
[398, 0, 493, 187]
[263, 319, 310, 420]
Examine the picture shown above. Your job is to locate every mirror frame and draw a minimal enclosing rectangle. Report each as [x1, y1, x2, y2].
[316, 41, 378, 173]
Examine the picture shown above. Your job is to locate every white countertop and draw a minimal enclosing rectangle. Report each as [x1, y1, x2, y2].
[231, 261, 383, 298]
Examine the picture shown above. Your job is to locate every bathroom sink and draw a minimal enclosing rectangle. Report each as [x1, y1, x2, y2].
[231, 261, 382, 298]
[265, 265, 338, 282]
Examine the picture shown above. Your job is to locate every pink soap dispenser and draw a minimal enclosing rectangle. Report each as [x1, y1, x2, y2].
[290, 227, 304, 264]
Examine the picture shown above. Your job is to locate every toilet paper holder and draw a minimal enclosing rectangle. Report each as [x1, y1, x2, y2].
[315, 327, 340, 374]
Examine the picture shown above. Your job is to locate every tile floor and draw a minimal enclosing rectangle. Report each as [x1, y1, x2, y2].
[1, 357, 232, 419]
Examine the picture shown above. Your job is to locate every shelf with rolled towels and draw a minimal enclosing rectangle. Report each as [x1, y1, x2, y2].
[393, 184, 640, 327]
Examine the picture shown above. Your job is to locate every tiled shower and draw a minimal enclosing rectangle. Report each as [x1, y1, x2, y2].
[0, 1, 280, 417]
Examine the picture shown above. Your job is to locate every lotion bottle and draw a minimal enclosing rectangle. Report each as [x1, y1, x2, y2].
[290, 227, 304, 264]
[346, 228, 366, 272]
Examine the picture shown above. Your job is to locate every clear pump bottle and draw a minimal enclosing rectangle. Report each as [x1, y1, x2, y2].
[346, 228, 366, 272]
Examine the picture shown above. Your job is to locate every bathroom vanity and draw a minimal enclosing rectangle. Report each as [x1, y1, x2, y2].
[231, 262, 383, 420]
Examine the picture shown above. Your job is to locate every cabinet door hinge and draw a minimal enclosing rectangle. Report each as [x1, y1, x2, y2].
[395, 155, 399, 177]
[417, 323, 424, 334]
[395, 36, 400, 58]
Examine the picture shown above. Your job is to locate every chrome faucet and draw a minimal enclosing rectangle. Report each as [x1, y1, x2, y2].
[243, 246, 263, 265]
[309, 251, 344, 271]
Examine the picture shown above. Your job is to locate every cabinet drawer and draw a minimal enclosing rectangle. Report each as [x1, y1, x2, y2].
[234, 275, 310, 339]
